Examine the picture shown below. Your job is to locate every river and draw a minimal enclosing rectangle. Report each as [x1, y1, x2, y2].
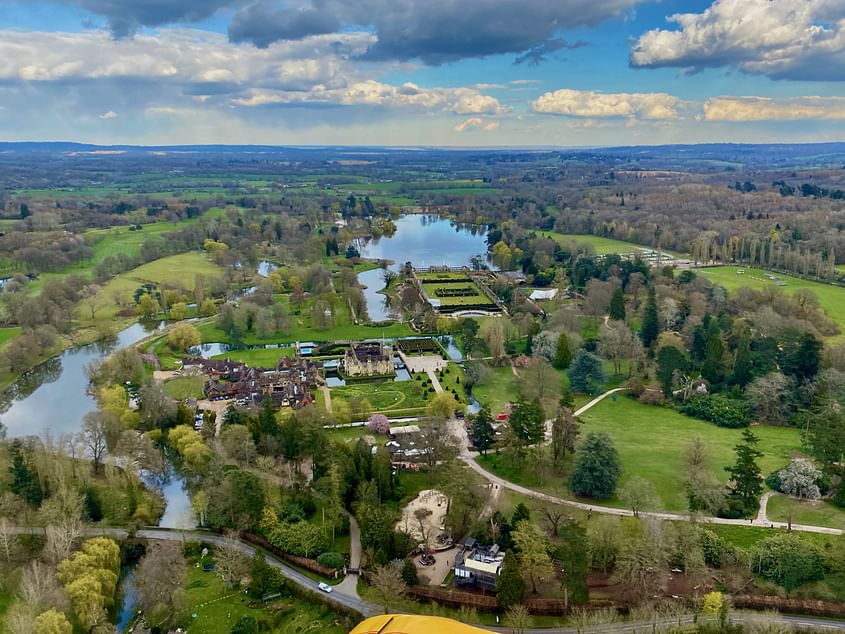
[0, 321, 196, 530]
[355, 215, 490, 321]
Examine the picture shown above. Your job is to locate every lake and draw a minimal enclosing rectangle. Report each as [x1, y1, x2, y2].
[355, 215, 490, 321]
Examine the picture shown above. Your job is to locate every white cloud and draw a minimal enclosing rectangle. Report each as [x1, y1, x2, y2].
[511, 79, 542, 85]
[703, 96, 845, 121]
[532, 88, 685, 120]
[453, 117, 500, 132]
[234, 80, 507, 114]
[631, 0, 845, 80]
[99, 110, 118, 119]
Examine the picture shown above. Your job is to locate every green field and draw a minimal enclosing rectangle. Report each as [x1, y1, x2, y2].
[329, 379, 433, 415]
[182, 559, 348, 634]
[163, 375, 206, 400]
[210, 347, 295, 367]
[480, 396, 803, 513]
[538, 231, 685, 257]
[417, 272, 493, 308]
[766, 493, 845, 530]
[699, 266, 845, 341]
[578, 397, 803, 512]
[81, 251, 223, 328]
[0, 326, 21, 347]
[471, 366, 521, 415]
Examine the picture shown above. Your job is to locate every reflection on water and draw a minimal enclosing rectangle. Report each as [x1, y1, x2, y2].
[115, 570, 138, 632]
[355, 215, 491, 322]
[0, 321, 164, 438]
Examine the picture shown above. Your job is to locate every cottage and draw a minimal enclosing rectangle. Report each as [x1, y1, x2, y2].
[454, 539, 504, 592]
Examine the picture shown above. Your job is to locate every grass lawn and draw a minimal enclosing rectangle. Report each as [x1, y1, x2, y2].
[182, 561, 348, 634]
[698, 266, 845, 342]
[210, 347, 295, 367]
[579, 397, 803, 512]
[471, 366, 520, 415]
[480, 397, 802, 513]
[330, 379, 433, 415]
[765, 493, 845, 530]
[0, 326, 21, 347]
[537, 231, 686, 257]
[325, 425, 372, 444]
[164, 375, 207, 400]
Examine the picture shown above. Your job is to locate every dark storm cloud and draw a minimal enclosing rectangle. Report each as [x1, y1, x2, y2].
[513, 38, 587, 66]
[69, 0, 233, 36]
[228, 0, 640, 63]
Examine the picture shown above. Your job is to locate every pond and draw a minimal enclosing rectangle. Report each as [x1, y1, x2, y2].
[0, 321, 196, 531]
[355, 215, 491, 321]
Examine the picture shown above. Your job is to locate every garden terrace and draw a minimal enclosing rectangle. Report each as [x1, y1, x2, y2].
[415, 271, 499, 314]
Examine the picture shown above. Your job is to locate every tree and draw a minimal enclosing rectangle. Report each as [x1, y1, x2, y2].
[612, 520, 666, 603]
[569, 432, 621, 499]
[496, 552, 524, 608]
[481, 318, 507, 365]
[553, 520, 589, 604]
[33, 610, 72, 634]
[567, 350, 605, 395]
[518, 358, 560, 406]
[619, 476, 660, 517]
[512, 520, 554, 594]
[751, 533, 825, 590]
[640, 286, 659, 348]
[725, 429, 764, 511]
[370, 564, 406, 613]
[427, 392, 459, 420]
[366, 414, 391, 435]
[80, 284, 102, 320]
[470, 407, 495, 455]
[167, 322, 200, 352]
[746, 372, 792, 424]
[554, 332, 572, 369]
[599, 321, 641, 377]
[701, 328, 725, 386]
[8, 440, 44, 507]
[684, 436, 725, 515]
[82, 411, 108, 474]
[135, 541, 187, 629]
[221, 425, 257, 464]
[400, 558, 419, 586]
[509, 399, 545, 447]
[778, 459, 822, 500]
[609, 288, 626, 321]
[57, 537, 120, 631]
[247, 552, 284, 599]
[231, 616, 259, 634]
[215, 534, 251, 587]
[170, 302, 187, 321]
[656, 345, 687, 397]
[550, 405, 579, 466]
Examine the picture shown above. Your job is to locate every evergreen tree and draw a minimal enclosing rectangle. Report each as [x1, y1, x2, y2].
[567, 349, 605, 395]
[8, 440, 44, 507]
[730, 339, 754, 387]
[470, 407, 496, 456]
[511, 502, 531, 526]
[701, 329, 724, 386]
[656, 346, 688, 397]
[400, 558, 419, 586]
[554, 332, 572, 369]
[690, 325, 707, 365]
[496, 552, 524, 608]
[640, 286, 659, 348]
[553, 521, 589, 603]
[726, 429, 764, 511]
[569, 432, 621, 499]
[609, 288, 626, 321]
[509, 399, 545, 446]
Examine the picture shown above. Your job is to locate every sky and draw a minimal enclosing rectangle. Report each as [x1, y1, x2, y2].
[2, 0, 845, 147]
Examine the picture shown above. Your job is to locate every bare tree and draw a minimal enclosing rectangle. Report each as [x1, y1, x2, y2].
[135, 541, 187, 630]
[18, 561, 66, 613]
[79, 284, 102, 320]
[214, 533, 250, 588]
[369, 565, 406, 613]
[82, 411, 108, 474]
[0, 517, 18, 562]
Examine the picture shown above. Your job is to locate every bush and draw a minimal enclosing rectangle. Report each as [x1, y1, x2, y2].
[231, 616, 258, 634]
[679, 394, 751, 428]
[751, 534, 825, 590]
[317, 552, 346, 570]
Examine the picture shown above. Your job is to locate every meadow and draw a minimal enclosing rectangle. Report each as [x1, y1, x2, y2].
[699, 266, 845, 341]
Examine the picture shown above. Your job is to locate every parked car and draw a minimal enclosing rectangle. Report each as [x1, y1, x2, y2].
[318, 582, 332, 593]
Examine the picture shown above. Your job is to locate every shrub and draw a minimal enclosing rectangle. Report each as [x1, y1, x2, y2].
[679, 394, 751, 428]
[317, 552, 346, 570]
[751, 534, 825, 590]
[231, 616, 258, 634]
[401, 558, 419, 586]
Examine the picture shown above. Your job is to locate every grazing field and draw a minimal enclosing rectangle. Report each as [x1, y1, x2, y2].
[537, 231, 685, 257]
[699, 266, 845, 341]
[579, 397, 803, 512]
[765, 493, 845, 530]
